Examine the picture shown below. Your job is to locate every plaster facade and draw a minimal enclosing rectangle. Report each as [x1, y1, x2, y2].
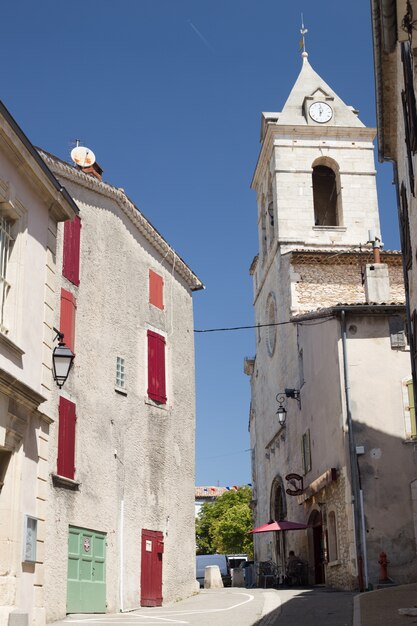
[371, 0, 417, 412]
[0, 103, 77, 626]
[39, 153, 203, 620]
[247, 52, 417, 590]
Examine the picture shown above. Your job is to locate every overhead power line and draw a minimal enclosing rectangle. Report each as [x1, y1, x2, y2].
[194, 315, 334, 333]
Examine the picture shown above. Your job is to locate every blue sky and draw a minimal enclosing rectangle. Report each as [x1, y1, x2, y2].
[2, 1, 399, 486]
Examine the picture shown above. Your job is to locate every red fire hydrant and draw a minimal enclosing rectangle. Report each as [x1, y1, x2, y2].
[378, 551, 390, 583]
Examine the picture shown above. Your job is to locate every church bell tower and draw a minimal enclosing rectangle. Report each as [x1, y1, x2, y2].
[251, 51, 381, 264]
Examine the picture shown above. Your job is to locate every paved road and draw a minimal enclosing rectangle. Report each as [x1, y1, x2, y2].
[52, 587, 356, 626]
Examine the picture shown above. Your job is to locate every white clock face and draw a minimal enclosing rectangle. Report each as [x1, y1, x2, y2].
[309, 101, 333, 123]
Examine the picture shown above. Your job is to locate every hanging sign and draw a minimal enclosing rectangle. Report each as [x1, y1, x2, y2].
[285, 473, 304, 496]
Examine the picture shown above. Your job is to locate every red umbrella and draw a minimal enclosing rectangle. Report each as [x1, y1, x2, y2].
[250, 519, 308, 533]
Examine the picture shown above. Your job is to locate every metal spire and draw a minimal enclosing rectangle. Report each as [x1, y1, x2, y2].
[300, 14, 308, 58]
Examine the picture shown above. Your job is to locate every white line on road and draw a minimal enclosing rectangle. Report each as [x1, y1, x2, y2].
[62, 592, 254, 624]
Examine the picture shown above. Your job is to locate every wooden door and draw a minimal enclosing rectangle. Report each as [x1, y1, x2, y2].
[67, 526, 106, 613]
[140, 529, 163, 607]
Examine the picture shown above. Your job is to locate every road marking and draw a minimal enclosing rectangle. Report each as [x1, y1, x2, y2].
[62, 591, 254, 624]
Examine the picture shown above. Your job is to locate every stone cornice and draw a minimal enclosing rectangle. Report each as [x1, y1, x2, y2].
[251, 123, 377, 190]
[39, 151, 204, 292]
[0, 368, 46, 411]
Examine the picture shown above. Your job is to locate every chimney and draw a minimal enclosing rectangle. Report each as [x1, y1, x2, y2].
[364, 263, 390, 303]
[81, 161, 103, 181]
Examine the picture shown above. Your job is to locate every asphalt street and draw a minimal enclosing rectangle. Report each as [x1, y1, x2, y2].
[51, 587, 356, 626]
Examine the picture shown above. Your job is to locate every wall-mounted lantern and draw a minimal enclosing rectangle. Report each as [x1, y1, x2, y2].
[275, 388, 301, 426]
[52, 327, 75, 388]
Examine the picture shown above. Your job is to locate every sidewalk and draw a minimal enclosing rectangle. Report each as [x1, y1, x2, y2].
[354, 583, 417, 626]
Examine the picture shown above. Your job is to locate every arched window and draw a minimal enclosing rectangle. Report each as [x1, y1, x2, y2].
[312, 164, 339, 226]
[327, 510, 338, 562]
[266, 293, 277, 356]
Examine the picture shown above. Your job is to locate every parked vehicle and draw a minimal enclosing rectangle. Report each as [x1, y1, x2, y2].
[196, 554, 231, 587]
[227, 553, 248, 569]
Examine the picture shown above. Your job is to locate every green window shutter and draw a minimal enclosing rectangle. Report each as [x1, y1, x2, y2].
[407, 380, 417, 438]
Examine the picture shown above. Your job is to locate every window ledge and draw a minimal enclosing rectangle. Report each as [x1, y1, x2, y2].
[312, 226, 347, 232]
[327, 559, 341, 567]
[115, 387, 127, 396]
[0, 332, 25, 358]
[51, 473, 80, 490]
[145, 398, 168, 411]
[403, 437, 417, 444]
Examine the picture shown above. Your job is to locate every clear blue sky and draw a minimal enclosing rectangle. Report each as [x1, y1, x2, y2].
[2, 1, 399, 487]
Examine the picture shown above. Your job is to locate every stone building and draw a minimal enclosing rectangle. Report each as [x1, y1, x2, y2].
[38, 150, 203, 619]
[245, 51, 417, 590]
[0, 102, 77, 626]
[371, 0, 417, 416]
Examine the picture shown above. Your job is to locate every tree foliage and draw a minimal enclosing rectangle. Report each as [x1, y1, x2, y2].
[195, 486, 253, 557]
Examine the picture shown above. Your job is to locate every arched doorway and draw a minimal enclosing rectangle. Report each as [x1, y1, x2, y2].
[308, 509, 325, 584]
[270, 477, 287, 569]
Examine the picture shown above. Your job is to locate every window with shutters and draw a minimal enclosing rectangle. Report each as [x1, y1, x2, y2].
[327, 510, 339, 563]
[400, 183, 412, 271]
[60, 288, 76, 352]
[57, 396, 76, 479]
[406, 379, 417, 439]
[147, 330, 167, 404]
[149, 270, 164, 310]
[389, 316, 407, 350]
[0, 215, 13, 334]
[302, 430, 311, 474]
[401, 42, 417, 194]
[62, 215, 81, 286]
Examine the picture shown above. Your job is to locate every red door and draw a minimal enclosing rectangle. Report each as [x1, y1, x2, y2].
[140, 529, 164, 607]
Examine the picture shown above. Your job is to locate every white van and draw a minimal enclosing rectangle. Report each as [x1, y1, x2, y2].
[196, 554, 231, 587]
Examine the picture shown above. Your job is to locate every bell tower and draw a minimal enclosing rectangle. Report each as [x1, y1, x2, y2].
[251, 51, 381, 266]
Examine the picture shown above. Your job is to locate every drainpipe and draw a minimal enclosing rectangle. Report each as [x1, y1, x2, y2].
[340, 309, 368, 590]
[120, 499, 124, 612]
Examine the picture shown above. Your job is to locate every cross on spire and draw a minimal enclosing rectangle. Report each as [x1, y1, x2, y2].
[300, 14, 308, 54]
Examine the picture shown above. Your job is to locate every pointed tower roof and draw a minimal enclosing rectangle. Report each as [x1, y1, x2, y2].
[277, 52, 364, 128]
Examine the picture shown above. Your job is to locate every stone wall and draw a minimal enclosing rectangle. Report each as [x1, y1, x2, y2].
[292, 254, 404, 313]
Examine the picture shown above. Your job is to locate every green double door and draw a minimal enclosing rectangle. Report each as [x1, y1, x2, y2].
[67, 526, 106, 613]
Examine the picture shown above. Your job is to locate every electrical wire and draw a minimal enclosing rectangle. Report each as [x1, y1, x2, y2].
[194, 315, 334, 333]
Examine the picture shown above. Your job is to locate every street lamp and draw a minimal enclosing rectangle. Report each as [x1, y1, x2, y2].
[276, 393, 287, 426]
[52, 327, 75, 388]
[275, 388, 301, 426]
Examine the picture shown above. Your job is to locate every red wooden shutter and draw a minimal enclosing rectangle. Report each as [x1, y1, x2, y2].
[147, 330, 167, 404]
[60, 289, 76, 352]
[62, 215, 81, 286]
[57, 396, 76, 479]
[149, 270, 164, 310]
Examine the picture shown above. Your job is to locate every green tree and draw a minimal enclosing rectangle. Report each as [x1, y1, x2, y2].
[195, 486, 254, 558]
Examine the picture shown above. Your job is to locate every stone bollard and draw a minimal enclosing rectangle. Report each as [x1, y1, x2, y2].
[378, 551, 390, 583]
[204, 564, 224, 589]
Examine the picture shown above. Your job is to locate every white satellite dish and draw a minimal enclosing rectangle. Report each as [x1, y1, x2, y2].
[70, 145, 96, 168]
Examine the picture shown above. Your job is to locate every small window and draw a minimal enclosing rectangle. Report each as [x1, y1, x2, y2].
[149, 270, 164, 310]
[312, 165, 339, 226]
[327, 511, 338, 562]
[116, 356, 125, 389]
[302, 430, 311, 474]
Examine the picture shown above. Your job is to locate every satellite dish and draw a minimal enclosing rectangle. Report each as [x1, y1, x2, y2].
[70, 145, 96, 168]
